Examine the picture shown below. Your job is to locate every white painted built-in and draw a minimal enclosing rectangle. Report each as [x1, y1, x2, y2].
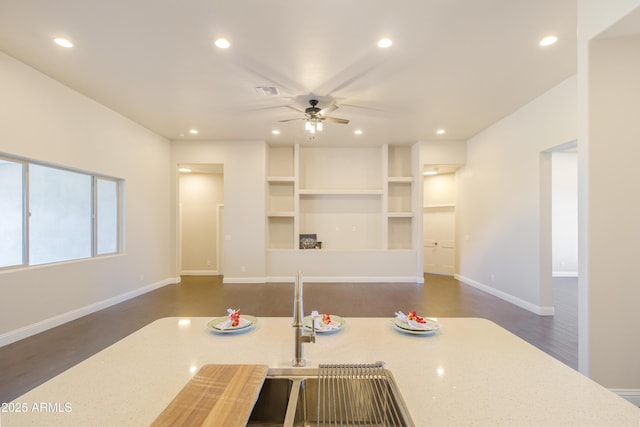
[265, 143, 423, 282]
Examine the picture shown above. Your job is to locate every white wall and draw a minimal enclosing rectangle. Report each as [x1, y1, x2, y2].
[419, 140, 466, 166]
[580, 0, 640, 392]
[171, 141, 266, 283]
[456, 76, 577, 314]
[0, 52, 175, 344]
[423, 173, 456, 207]
[552, 152, 578, 276]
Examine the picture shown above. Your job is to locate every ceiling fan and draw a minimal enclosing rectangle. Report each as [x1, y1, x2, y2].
[279, 99, 349, 133]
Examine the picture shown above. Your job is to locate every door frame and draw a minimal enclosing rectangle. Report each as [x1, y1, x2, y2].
[539, 139, 578, 314]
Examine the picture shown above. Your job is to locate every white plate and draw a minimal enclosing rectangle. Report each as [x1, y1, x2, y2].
[391, 322, 439, 336]
[392, 317, 440, 333]
[303, 314, 345, 333]
[207, 315, 257, 334]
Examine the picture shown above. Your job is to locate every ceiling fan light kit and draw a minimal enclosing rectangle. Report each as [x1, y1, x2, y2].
[280, 98, 350, 134]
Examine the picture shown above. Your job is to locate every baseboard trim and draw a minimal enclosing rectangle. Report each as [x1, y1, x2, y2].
[265, 276, 423, 284]
[455, 274, 555, 316]
[181, 270, 219, 276]
[223, 277, 267, 284]
[0, 277, 180, 348]
[552, 271, 578, 278]
[610, 389, 640, 407]
[304, 276, 424, 283]
[223, 276, 425, 284]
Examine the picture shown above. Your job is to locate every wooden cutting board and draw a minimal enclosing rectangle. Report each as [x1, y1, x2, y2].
[151, 364, 269, 427]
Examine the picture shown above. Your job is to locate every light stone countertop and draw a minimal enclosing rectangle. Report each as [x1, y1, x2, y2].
[3, 317, 639, 426]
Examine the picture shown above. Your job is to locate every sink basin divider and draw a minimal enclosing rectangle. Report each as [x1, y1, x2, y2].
[283, 378, 302, 427]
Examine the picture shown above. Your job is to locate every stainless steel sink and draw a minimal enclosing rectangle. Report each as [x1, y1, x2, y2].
[247, 364, 414, 427]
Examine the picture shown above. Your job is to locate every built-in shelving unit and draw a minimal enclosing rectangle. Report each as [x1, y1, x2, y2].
[266, 146, 296, 249]
[266, 144, 417, 252]
[385, 145, 415, 250]
[265, 143, 421, 281]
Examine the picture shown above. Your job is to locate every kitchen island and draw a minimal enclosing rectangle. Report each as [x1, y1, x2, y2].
[2, 317, 638, 426]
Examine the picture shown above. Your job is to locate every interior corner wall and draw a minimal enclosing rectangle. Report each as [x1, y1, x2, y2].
[0, 52, 174, 343]
[456, 76, 577, 313]
[171, 140, 266, 282]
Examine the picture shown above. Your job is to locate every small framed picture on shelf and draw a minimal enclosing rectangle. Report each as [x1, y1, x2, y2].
[299, 234, 317, 249]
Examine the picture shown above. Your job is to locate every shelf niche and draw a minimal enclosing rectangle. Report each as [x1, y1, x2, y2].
[267, 216, 294, 250]
[388, 217, 413, 250]
[268, 181, 294, 213]
[268, 146, 295, 177]
[388, 181, 412, 213]
[388, 145, 413, 178]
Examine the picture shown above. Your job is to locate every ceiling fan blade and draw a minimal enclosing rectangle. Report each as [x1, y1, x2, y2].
[285, 104, 306, 113]
[278, 118, 303, 122]
[319, 104, 338, 115]
[323, 117, 349, 124]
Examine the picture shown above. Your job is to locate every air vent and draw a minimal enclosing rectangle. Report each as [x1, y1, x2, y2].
[254, 86, 279, 96]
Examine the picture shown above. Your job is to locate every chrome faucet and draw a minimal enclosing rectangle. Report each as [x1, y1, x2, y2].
[292, 271, 315, 367]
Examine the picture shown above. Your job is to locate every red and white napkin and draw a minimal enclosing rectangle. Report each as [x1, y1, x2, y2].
[310, 310, 339, 331]
[395, 310, 437, 331]
[216, 308, 250, 330]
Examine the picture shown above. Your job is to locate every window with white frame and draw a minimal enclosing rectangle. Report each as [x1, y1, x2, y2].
[0, 155, 122, 269]
[96, 178, 119, 255]
[0, 159, 24, 268]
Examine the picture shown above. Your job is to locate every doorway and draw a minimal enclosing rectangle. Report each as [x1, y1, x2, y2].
[541, 140, 578, 295]
[178, 164, 224, 275]
[541, 141, 578, 336]
[422, 168, 457, 276]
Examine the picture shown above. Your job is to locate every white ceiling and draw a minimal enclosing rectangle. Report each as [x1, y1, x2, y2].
[0, 1, 577, 146]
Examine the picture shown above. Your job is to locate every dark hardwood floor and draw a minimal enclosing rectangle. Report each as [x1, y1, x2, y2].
[0, 274, 577, 403]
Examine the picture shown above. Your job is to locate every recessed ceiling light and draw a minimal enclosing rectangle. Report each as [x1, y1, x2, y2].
[354, 130, 363, 135]
[272, 130, 281, 135]
[436, 129, 446, 135]
[377, 38, 392, 48]
[189, 129, 199, 134]
[178, 168, 192, 173]
[54, 37, 73, 48]
[215, 38, 231, 49]
[424, 169, 438, 176]
[539, 35, 558, 47]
